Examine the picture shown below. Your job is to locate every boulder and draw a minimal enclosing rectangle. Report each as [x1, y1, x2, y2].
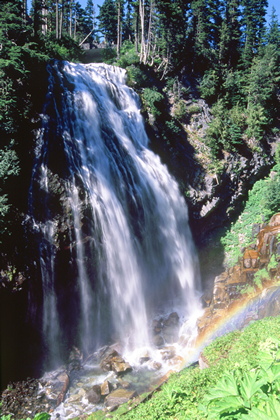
[100, 380, 112, 396]
[105, 388, 137, 411]
[100, 349, 132, 375]
[87, 385, 101, 404]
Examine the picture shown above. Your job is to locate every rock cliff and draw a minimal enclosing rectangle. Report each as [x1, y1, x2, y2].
[197, 213, 280, 339]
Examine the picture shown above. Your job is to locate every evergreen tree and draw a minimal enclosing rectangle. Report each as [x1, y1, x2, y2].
[123, 0, 134, 41]
[155, 0, 190, 68]
[219, 0, 241, 68]
[241, 0, 268, 65]
[267, 7, 280, 46]
[97, 0, 118, 44]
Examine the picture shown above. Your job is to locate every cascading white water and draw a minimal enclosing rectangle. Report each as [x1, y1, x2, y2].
[29, 61, 201, 367]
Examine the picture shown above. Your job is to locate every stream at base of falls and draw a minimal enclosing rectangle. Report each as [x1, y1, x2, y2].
[49, 309, 202, 419]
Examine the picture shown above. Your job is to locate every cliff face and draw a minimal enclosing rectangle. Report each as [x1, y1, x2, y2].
[197, 213, 280, 338]
[148, 97, 276, 245]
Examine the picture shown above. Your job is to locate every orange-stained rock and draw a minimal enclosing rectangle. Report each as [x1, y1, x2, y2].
[197, 213, 280, 336]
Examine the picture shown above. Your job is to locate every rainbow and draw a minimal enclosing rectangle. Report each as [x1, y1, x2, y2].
[182, 285, 280, 366]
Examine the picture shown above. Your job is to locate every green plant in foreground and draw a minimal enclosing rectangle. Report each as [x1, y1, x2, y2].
[203, 337, 280, 419]
[0, 413, 50, 420]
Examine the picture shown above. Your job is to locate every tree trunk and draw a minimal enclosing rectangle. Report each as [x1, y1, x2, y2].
[139, 0, 145, 63]
[69, 0, 73, 37]
[56, 0, 59, 38]
[59, 0, 64, 39]
[22, 0, 28, 24]
[42, 0, 48, 35]
[117, 0, 121, 58]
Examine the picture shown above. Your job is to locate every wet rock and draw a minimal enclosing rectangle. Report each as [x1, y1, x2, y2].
[139, 355, 151, 364]
[151, 361, 162, 370]
[162, 326, 179, 343]
[105, 389, 138, 411]
[152, 334, 164, 347]
[67, 388, 86, 403]
[162, 312, 179, 343]
[164, 312, 179, 326]
[160, 346, 176, 361]
[199, 354, 209, 370]
[152, 319, 163, 334]
[87, 385, 101, 404]
[100, 349, 132, 375]
[67, 346, 83, 372]
[40, 369, 70, 407]
[101, 380, 112, 396]
[197, 213, 280, 336]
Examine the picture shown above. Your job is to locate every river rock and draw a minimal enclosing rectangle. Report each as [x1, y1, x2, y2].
[100, 349, 132, 375]
[87, 385, 101, 403]
[105, 388, 138, 411]
[40, 369, 70, 407]
[152, 334, 164, 347]
[101, 380, 112, 396]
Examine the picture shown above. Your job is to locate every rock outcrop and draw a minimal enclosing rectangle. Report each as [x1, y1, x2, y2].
[197, 213, 280, 338]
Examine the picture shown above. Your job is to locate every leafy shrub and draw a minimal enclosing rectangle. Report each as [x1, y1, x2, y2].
[173, 100, 187, 121]
[102, 46, 117, 63]
[117, 40, 139, 68]
[0, 414, 50, 420]
[203, 336, 280, 419]
[253, 268, 270, 287]
[142, 88, 164, 118]
[187, 103, 201, 115]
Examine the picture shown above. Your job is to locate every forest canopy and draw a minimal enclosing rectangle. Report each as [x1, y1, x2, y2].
[0, 0, 280, 274]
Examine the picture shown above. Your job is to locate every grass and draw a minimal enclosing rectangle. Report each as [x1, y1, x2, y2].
[85, 316, 280, 419]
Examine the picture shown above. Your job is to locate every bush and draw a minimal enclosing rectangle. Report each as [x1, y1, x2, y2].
[142, 88, 164, 118]
[173, 99, 187, 121]
[117, 40, 139, 68]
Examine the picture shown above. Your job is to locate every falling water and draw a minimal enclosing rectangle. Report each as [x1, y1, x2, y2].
[28, 61, 201, 367]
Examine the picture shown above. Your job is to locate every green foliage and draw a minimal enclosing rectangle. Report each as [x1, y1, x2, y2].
[205, 101, 245, 156]
[267, 254, 278, 271]
[221, 161, 280, 267]
[199, 70, 220, 103]
[204, 336, 280, 419]
[0, 414, 50, 420]
[187, 104, 201, 115]
[102, 317, 280, 420]
[101, 46, 117, 64]
[116, 41, 139, 68]
[142, 88, 164, 118]
[254, 268, 270, 287]
[173, 100, 187, 121]
[97, 0, 118, 44]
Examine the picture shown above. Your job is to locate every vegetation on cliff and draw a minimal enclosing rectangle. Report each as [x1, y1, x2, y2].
[222, 148, 280, 267]
[1, 0, 280, 276]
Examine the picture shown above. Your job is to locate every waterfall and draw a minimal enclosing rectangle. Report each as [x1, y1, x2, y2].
[28, 61, 201, 368]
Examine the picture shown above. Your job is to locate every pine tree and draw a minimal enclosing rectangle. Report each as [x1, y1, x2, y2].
[219, 0, 241, 68]
[97, 0, 118, 44]
[267, 6, 280, 46]
[241, 0, 268, 65]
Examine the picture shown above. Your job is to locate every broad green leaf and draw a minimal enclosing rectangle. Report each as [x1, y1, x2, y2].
[207, 395, 245, 418]
[33, 414, 51, 420]
[206, 371, 240, 402]
[239, 370, 266, 401]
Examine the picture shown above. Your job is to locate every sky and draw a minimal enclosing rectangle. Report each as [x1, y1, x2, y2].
[27, 0, 280, 22]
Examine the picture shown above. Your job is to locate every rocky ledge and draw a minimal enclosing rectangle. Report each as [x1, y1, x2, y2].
[197, 213, 280, 340]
